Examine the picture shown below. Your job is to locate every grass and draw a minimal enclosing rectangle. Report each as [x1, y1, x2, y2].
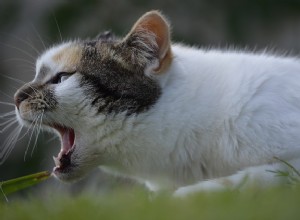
[0, 171, 51, 200]
[1, 186, 300, 220]
[1, 160, 299, 220]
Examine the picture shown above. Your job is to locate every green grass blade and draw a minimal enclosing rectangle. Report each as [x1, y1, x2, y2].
[0, 171, 51, 199]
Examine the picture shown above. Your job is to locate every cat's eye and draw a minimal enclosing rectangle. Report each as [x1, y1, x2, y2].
[50, 72, 75, 84]
[59, 74, 70, 83]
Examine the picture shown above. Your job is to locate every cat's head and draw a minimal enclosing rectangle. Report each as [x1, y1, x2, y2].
[13, 11, 173, 181]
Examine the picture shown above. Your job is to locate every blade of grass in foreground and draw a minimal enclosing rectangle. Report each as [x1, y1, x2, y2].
[0, 171, 51, 200]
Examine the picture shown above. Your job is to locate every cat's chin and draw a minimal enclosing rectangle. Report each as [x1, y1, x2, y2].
[52, 165, 90, 182]
[52, 150, 78, 181]
[52, 159, 88, 182]
[52, 148, 96, 182]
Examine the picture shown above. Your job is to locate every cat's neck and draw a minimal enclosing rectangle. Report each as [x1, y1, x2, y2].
[92, 46, 214, 186]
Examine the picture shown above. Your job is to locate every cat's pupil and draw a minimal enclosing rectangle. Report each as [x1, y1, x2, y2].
[59, 74, 69, 83]
[50, 72, 73, 84]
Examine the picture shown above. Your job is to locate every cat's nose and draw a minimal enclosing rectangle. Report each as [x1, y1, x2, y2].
[14, 90, 29, 109]
[14, 86, 34, 109]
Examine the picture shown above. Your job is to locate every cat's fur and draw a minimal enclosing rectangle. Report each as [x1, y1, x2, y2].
[13, 11, 300, 196]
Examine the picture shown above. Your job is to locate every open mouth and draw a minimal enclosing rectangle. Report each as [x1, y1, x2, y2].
[52, 124, 76, 173]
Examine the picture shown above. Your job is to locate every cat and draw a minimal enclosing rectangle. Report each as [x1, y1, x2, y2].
[9, 10, 300, 196]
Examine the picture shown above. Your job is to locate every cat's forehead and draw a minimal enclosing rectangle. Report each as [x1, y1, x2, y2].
[35, 42, 83, 81]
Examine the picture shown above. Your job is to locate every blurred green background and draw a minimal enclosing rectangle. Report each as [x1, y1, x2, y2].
[1, 0, 300, 196]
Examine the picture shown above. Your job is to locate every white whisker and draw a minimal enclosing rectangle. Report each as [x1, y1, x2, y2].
[31, 99, 49, 107]
[0, 91, 14, 102]
[0, 110, 16, 118]
[0, 116, 17, 126]
[0, 42, 36, 60]
[0, 125, 23, 165]
[0, 183, 8, 202]
[23, 114, 40, 161]
[0, 119, 18, 133]
[31, 111, 44, 157]
[27, 85, 40, 97]
[7, 64, 35, 73]
[0, 31, 41, 56]
[30, 23, 47, 50]
[17, 89, 34, 99]
[46, 135, 59, 144]
[0, 101, 15, 107]
[51, 11, 63, 43]
[9, 84, 35, 100]
[17, 120, 35, 141]
[2, 57, 35, 66]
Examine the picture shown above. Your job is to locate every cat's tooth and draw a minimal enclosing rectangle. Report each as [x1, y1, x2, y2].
[53, 156, 60, 167]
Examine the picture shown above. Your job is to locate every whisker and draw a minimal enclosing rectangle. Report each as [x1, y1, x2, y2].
[0, 125, 23, 165]
[0, 116, 17, 126]
[46, 135, 59, 144]
[17, 119, 35, 141]
[9, 85, 19, 91]
[0, 101, 15, 107]
[0, 117, 16, 122]
[9, 84, 35, 100]
[31, 99, 49, 108]
[0, 73, 26, 84]
[16, 89, 34, 99]
[0, 183, 9, 202]
[0, 42, 36, 60]
[0, 110, 16, 118]
[0, 119, 18, 133]
[16, 108, 35, 116]
[0, 31, 41, 56]
[24, 114, 40, 161]
[30, 23, 47, 50]
[51, 11, 63, 43]
[31, 111, 44, 157]
[0, 112, 15, 119]
[1, 63, 35, 73]
[0, 90, 14, 101]
[2, 58, 35, 66]
[27, 85, 40, 97]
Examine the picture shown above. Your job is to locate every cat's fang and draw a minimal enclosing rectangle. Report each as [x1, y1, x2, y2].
[53, 156, 60, 167]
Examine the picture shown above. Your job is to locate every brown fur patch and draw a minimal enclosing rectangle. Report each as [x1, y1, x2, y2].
[52, 45, 83, 72]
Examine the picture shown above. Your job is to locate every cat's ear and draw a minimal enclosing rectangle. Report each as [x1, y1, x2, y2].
[96, 31, 115, 41]
[122, 10, 172, 74]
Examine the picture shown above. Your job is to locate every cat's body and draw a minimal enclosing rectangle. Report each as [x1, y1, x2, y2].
[99, 45, 300, 193]
[11, 11, 300, 196]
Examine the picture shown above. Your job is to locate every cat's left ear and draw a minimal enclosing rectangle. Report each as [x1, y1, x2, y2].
[122, 10, 172, 74]
[96, 31, 115, 41]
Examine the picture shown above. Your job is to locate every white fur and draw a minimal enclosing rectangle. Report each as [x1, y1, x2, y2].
[96, 45, 300, 194]
[34, 43, 300, 196]
[35, 42, 72, 82]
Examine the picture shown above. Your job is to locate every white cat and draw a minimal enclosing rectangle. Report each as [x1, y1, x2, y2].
[10, 10, 300, 196]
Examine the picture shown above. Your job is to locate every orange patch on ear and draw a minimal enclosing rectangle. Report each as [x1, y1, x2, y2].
[128, 10, 173, 73]
[154, 48, 173, 74]
[52, 45, 82, 71]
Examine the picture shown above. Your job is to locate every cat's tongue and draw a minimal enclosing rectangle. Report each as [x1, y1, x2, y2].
[61, 128, 75, 155]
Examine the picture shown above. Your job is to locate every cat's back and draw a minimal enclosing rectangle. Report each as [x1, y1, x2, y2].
[170, 44, 300, 105]
[172, 44, 300, 80]
[158, 45, 300, 165]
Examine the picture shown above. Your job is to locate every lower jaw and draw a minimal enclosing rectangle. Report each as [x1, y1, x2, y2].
[52, 164, 90, 182]
[52, 168, 80, 182]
